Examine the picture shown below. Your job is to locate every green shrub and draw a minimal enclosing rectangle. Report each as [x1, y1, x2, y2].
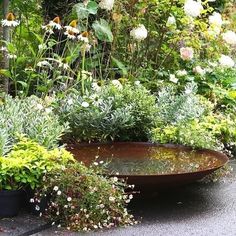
[0, 138, 75, 190]
[59, 82, 158, 142]
[0, 95, 68, 155]
[33, 162, 136, 231]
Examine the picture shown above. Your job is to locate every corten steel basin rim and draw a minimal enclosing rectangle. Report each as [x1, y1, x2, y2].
[67, 142, 229, 189]
[67, 142, 229, 177]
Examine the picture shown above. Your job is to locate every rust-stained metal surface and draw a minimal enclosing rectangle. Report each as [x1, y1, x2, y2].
[67, 142, 229, 190]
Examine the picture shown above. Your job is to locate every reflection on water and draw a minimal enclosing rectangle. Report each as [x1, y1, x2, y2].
[70, 144, 224, 175]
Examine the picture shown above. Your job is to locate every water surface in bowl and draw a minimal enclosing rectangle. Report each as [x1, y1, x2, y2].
[70, 143, 224, 175]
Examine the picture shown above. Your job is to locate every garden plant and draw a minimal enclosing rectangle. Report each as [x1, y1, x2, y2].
[0, 0, 236, 232]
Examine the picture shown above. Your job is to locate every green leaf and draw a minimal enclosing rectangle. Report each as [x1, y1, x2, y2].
[111, 57, 128, 76]
[0, 69, 11, 78]
[74, 1, 98, 20]
[92, 19, 113, 43]
[17, 81, 28, 88]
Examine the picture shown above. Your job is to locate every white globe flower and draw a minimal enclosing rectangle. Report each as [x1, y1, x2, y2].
[130, 24, 148, 41]
[184, 0, 203, 18]
[209, 12, 223, 27]
[99, 0, 114, 11]
[222, 31, 236, 45]
[219, 55, 235, 68]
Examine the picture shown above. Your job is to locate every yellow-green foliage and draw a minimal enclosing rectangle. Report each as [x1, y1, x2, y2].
[0, 138, 75, 190]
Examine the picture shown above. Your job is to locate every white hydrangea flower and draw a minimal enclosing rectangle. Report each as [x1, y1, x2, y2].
[99, 0, 114, 11]
[184, 0, 203, 18]
[219, 55, 235, 68]
[222, 31, 236, 45]
[130, 24, 148, 41]
[209, 12, 223, 27]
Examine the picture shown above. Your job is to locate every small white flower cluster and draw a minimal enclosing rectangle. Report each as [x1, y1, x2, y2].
[99, 0, 115, 11]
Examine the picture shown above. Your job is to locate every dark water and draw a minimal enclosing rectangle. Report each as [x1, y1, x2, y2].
[69, 144, 225, 175]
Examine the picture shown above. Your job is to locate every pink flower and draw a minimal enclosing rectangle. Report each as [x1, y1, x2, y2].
[180, 47, 194, 61]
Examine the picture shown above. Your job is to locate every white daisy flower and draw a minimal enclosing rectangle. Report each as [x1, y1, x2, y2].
[1, 13, 20, 27]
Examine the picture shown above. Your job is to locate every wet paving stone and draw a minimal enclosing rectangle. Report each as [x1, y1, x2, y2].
[1, 160, 236, 236]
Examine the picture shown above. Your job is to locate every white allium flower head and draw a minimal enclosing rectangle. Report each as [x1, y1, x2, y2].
[219, 55, 235, 68]
[130, 24, 148, 41]
[209, 12, 223, 27]
[99, 0, 115, 11]
[184, 0, 203, 18]
[222, 31, 236, 45]
[67, 197, 72, 202]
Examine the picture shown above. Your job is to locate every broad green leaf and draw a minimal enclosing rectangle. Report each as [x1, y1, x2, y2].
[92, 19, 113, 42]
[74, 1, 98, 19]
[0, 69, 11, 77]
[111, 56, 128, 76]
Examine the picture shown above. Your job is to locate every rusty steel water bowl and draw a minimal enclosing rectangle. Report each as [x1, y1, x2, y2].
[67, 142, 229, 191]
